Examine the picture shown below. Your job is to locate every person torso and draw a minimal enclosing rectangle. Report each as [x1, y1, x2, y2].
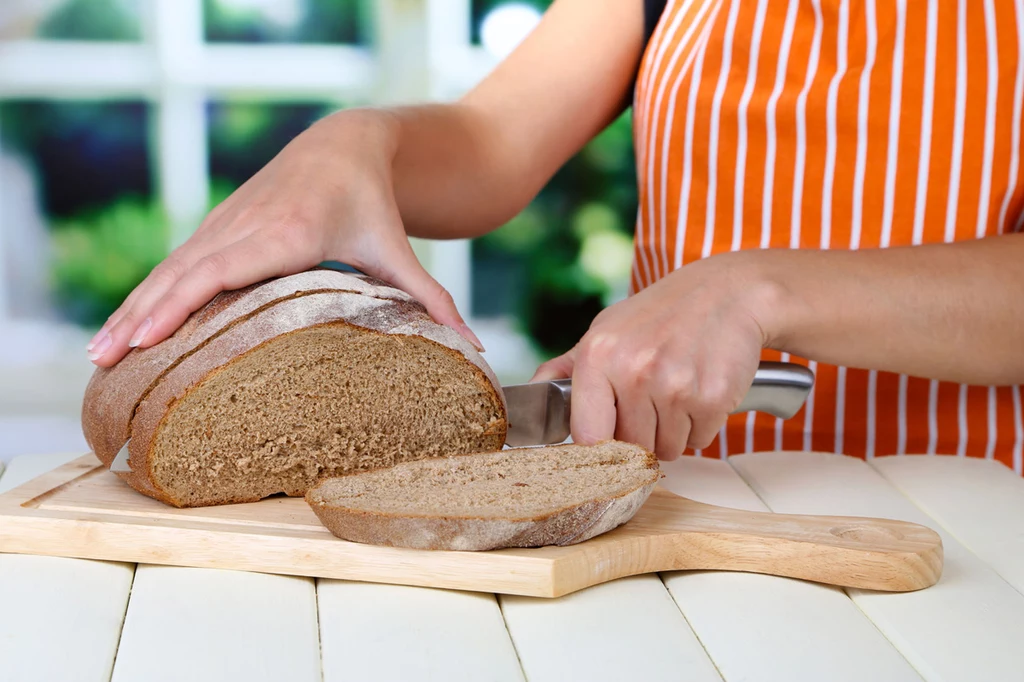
[631, 0, 1024, 470]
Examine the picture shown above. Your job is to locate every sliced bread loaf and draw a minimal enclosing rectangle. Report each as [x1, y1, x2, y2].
[82, 269, 418, 466]
[305, 441, 662, 550]
[82, 270, 508, 508]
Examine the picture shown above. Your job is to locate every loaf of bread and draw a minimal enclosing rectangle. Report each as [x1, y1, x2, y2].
[305, 441, 661, 550]
[82, 270, 508, 508]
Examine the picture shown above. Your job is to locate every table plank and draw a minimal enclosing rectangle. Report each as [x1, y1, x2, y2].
[0, 453, 134, 682]
[318, 581, 524, 682]
[731, 451, 1024, 682]
[500, 574, 721, 682]
[0, 555, 134, 682]
[111, 566, 321, 682]
[656, 456, 921, 682]
[871, 455, 1024, 596]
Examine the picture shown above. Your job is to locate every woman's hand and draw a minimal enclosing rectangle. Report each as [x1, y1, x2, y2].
[531, 252, 784, 460]
[86, 109, 480, 367]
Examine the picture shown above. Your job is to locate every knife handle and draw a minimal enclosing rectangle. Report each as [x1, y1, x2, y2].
[547, 360, 814, 423]
[733, 361, 815, 419]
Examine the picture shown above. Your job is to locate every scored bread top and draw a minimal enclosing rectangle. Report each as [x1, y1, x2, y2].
[306, 441, 661, 550]
[82, 269, 503, 469]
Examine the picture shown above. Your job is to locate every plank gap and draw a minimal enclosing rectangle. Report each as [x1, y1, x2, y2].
[108, 565, 140, 682]
[657, 572, 727, 682]
[496, 592, 532, 682]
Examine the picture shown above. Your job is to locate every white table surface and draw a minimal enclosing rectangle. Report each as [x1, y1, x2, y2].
[2, 450, 1024, 682]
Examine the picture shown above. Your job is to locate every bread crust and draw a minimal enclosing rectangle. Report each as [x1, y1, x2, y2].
[83, 270, 420, 467]
[305, 444, 661, 551]
[83, 271, 507, 506]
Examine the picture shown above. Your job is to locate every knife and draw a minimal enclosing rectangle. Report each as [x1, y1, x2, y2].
[109, 361, 815, 472]
[502, 360, 815, 447]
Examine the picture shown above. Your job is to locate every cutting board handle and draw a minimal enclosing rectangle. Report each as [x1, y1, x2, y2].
[604, 489, 944, 593]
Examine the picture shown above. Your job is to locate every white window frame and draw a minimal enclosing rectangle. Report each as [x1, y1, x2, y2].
[0, 0, 501, 326]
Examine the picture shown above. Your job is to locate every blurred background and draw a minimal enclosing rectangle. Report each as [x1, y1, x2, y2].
[0, 0, 638, 462]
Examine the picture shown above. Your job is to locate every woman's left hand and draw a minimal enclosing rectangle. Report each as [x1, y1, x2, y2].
[531, 251, 784, 460]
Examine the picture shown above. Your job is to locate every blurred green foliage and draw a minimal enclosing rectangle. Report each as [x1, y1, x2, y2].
[204, 0, 366, 44]
[468, 0, 638, 358]
[1, 99, 154, 327]
[0, 101, 152, 219]
[36, 0, 142, 41]
[36, 99, 337, 327]
[49, 197, 168, 325]
[473, 111, 637, 358]
[208, 101, 337, 187]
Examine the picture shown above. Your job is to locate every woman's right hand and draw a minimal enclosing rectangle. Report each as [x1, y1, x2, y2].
[86, 108, 480, 367]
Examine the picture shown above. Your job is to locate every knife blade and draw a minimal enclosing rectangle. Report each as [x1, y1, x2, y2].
[502, 360, 815, 447]
[110, 440, 132, 473]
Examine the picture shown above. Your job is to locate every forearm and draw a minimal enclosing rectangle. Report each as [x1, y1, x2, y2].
[384, 103, 541, 239]
[748, 234, 1024, 385]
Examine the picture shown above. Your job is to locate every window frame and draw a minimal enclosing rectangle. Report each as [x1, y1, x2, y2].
[0, 0, 499, 326]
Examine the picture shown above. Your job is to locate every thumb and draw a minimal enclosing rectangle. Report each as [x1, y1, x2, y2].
[364, 237, 484, 352]
[530, 347, 577, 382]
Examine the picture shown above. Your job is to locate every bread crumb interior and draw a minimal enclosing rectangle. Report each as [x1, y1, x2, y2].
[150, 323, 505, 506]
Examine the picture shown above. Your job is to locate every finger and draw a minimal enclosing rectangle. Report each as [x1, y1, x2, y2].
[88, 258, 176, 350]
[686, 372, 737, 449]
[87, 249, 203, 365]
[653, 399, 691, 461]
[92, 213, 234, 341]
[570, 352, 617, 445]
[86, 315, 118, 352]
[613, 391, 658, 453]
[366, 236, 484, 352]
[86, 190, 262, 363]
[530, 349, 576, 382]
[650, 369, 696, 460]
[687, 412, 729, 451]
[130, 232, 317, 353]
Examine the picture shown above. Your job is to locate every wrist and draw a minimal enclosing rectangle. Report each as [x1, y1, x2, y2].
[317, 107, 402, 160]
[715, 249, 808, 352]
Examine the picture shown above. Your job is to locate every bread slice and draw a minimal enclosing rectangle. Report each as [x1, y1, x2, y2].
[305, 441, 662, 551]
[82, 271, 507, 508]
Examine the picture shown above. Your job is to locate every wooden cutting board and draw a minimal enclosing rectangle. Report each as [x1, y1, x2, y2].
[0, 454, 943, 598]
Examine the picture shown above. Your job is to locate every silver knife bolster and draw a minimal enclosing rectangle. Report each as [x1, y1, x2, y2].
[733, 361, 815, 420]
[540, 361, 813, 422]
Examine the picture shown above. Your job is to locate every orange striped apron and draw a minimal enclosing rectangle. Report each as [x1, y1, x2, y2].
[631, 0, 1024, 471]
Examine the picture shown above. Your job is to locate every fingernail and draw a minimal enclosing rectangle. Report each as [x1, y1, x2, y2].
[87, 322, 112, 351]
[459, 324, 485, 353]
[128, 318, 153, 348]
[87, 334, 111, 361]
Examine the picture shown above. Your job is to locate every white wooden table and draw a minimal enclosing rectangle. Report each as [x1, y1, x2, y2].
[3, 450, 1024, 682]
